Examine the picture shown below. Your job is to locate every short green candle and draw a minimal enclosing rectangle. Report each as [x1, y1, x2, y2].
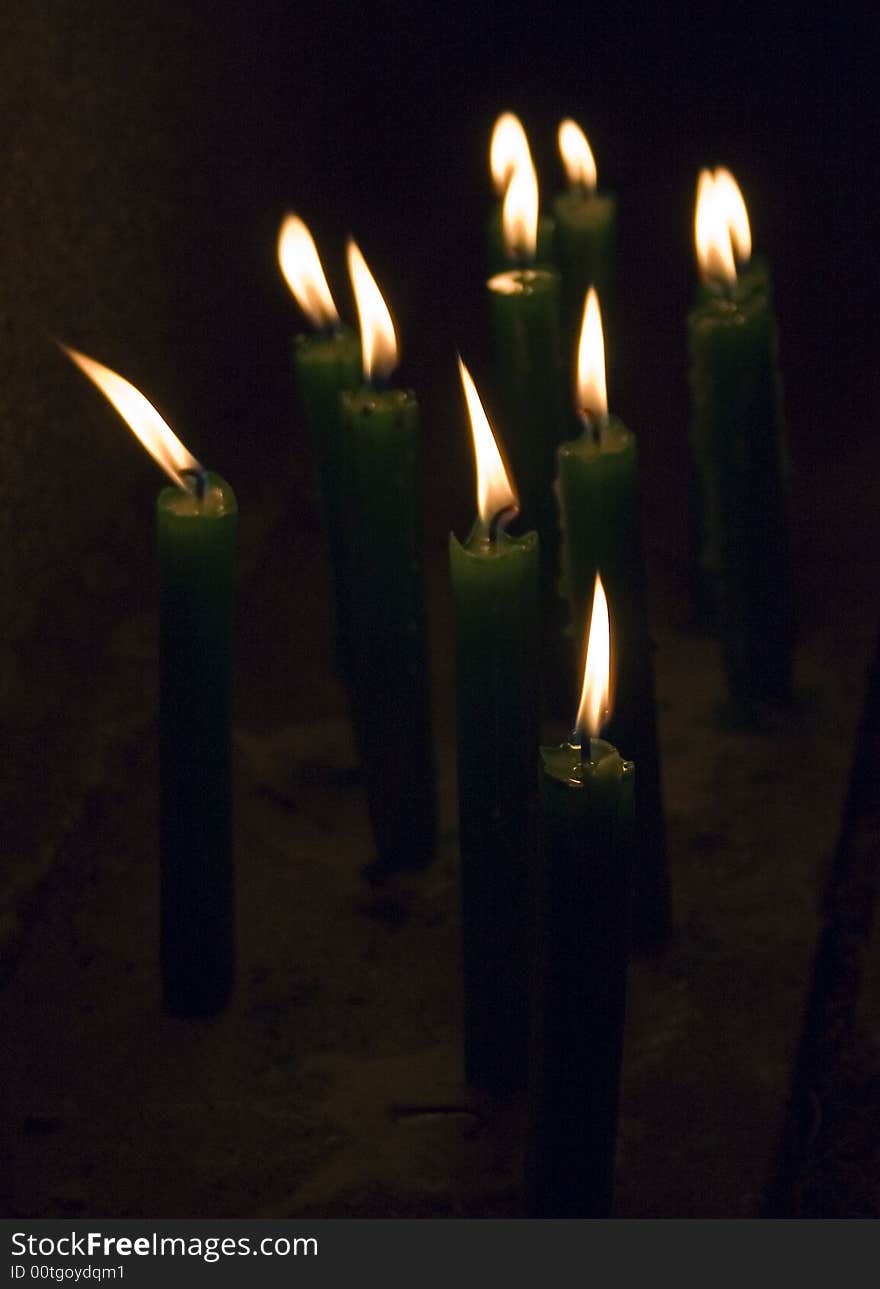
[556, 289, 670, 951]
[341, 241, 435, 870]
[158, 473, 237, 1016]
[689, 169, 794, 705]
[552, 120, 617, 358]
[62, 345, 237, 1016]
[450, 360, 541, 1093]
[280, 215, 362, 678]
[527, 581, 634, 1217]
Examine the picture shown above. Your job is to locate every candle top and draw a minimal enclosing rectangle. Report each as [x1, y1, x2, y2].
[160, 472, 237, 518]
[541, 737, 631, 789]
[458, 357, 518, 537]
[347, 239, 398, 384]
[490, 112, 531, 197]
[488, 267, 557, 296]
[694, 167, 752, 289]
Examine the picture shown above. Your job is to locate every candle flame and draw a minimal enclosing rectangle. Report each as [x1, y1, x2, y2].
[558, 118, 597, 191]
[501, 153, 539, 262]
[576, 287, 607, 418]
[576, 574, 611, 739]
[277, 213, 340, 330]
[694, 167, 751, 286]
[490, 113, 531, 196]
[61, 344, 200, 490]
[458, 357, 518, 532]
[346, 239, 398, 383]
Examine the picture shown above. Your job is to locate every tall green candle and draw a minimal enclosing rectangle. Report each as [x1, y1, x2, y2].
[450, 359, 540, 1094]
[340, 241, 435, 871]
[527, 576, 634, 1217]
[552, 119, 617, 359]
[689, 168, 794, 705]
[556, 288, 670, 951]
[63, 346, 237, 1016]
[279, 215, 361, 679]
[488, 156, 570, 714]
[487, 111, 554, 275]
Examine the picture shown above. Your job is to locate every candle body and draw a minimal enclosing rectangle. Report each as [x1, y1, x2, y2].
[527, 738, 633, 1217]
[488, 267, 570, 714]
[486, 206, 555, 276]
[340, 387, 435, 870]
[293, 328, 362, 677]
[556, 418, 670, 950]
[688, 284, 794, 704]
[450, 524, 540, 1093]
[158, 473, 237, 1016]
[552, 189, 617, 360]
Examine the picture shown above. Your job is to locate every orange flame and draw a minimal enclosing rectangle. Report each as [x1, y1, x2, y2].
[490, 113, 531, 196]
[558, 118, 597, 191]
[576, 574, 611, 739]
[346, 240, 398, 383]
[501, 153, 539, 262]
[61, 345, 200, 490]
[576, 288, 607, 418]
[277, 214, 340, 329]
[458, 357, 518, 533]
[694, 167, 751, 285]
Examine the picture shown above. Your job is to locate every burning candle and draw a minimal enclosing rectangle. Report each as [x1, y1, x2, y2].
[556, 288, 670, 951]
[527, 575, 633, 1217]
[488, 154, 568, 712]
[487, 113, 555, 275]
[688, 168, 794, 706]
[450, 359, 540, 1093]
[278, 214, 361, 678]
[552, 119, 617, 355]
[62, 345, 236, 1016]
[341, 241, 435, 871]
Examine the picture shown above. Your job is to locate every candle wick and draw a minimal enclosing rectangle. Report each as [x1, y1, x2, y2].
[580, 411, 605, 447]
[576, 729, 591, 764]
[488, 502, 519, 543]
[182, 466, 209, 502]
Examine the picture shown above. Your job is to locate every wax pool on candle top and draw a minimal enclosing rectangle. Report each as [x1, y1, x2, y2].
[450, 360, 540, 1092]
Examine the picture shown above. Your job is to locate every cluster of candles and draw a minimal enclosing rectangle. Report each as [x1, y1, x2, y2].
[59, 111, 790, 1217]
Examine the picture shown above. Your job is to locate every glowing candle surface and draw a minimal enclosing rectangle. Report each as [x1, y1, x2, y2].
[556, 289, 670, 949]
[279, 214, 361, 677]
[552, 119, 618, 355]
[486, 113, 554, 274]
[450, 360, 540, 1092]
[340, 242, 435, 870]
[688, 168, 793, 705]
[63, 345, 237, 1016]
[527, 576, 633, 1217]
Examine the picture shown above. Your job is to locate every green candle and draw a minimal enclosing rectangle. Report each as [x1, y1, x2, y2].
[527, 576, 634, 1217]
[488, 157, 570, 713]
[62, 346, 237, 1016]
[341, 241, 435, 871]
[689, 168, 794, 705]
[450, 359, 540, 1093]
[486, 111, 555, 275]
[552, 119, 617, 358]
[556, 289, 670, 951]
[279, 215, 361, 678]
